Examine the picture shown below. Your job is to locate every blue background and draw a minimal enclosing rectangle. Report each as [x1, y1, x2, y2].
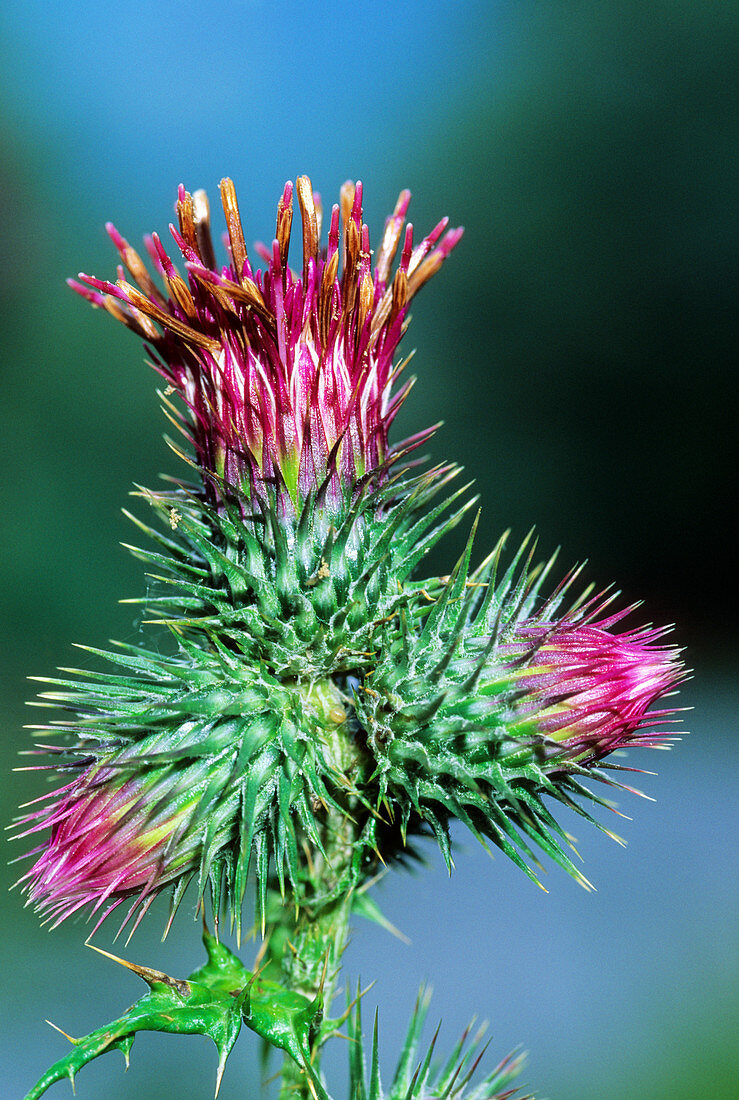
[1, 2, 736, 1097]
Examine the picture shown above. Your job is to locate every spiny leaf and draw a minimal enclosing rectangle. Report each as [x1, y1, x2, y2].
[347, 987, 532, 1100]
[24, 925, 328, 1100]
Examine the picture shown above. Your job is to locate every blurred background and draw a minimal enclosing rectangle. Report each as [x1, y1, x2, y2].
[1, 1, 736, 1097]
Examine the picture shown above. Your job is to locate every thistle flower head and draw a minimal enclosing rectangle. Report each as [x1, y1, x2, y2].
[356, 535, 685, 885]
[16, 652, 353, 935]
[71, 178, 462, 515]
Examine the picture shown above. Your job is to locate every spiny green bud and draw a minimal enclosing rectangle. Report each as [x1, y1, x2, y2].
[355, 533, 684, 885]
[16, 648, 355, 936]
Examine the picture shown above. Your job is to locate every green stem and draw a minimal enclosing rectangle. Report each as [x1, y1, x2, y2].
[267, 678, 366, 1099]
[275, 891, 353, 1099]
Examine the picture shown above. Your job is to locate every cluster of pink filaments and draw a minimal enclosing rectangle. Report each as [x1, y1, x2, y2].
[70, 178, 462, 511]
[17, 767, 197, 931]
[506, 612, 682, 763]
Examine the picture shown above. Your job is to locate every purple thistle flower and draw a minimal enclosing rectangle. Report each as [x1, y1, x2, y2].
[16, 757, 227, 932]
[70, 178, 462, 514]
[503, 613, 682, 763]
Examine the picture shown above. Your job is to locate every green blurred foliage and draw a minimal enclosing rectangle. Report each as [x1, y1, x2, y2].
[398, 2, 736, 661]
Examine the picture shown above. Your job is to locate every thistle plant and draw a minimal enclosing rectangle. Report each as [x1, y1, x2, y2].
[15, 174, 683, 1100]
